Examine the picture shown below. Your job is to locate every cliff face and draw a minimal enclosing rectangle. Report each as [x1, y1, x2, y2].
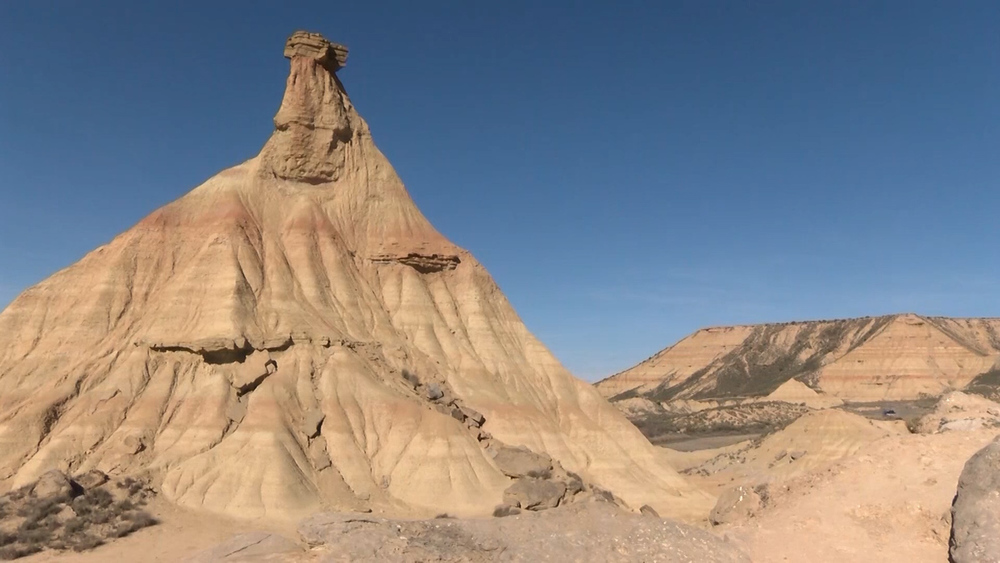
[596, 314, 1000, 403]
[0, 32, 710, 521]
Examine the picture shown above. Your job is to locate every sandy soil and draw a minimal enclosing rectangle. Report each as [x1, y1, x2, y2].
[656, 433, 760, 451]
[709, 429, 998, 562]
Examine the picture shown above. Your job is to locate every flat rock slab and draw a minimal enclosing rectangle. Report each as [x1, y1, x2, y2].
[183, 532, 303, 562]
[503, 478, 566, 510]
[492, 446, 552, 478]
[299, 501, 749, 562]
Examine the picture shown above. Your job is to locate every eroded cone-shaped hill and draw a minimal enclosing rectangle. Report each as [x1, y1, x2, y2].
[0, 32, 710, 521]
[597, 314, 1000, 403]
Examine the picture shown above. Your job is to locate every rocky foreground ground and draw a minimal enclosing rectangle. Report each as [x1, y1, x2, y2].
[5, 392, 997, 562]
[182, 501, 749, 563]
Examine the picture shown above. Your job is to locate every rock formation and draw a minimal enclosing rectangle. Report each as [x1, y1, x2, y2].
[597, 314, 1000, 403]
[914, 391, 1000, 434]
[0, 31, 710, 521]
[950, 436, 1000, 562]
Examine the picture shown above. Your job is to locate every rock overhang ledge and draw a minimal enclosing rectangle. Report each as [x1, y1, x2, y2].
[284, 30, 348, 72]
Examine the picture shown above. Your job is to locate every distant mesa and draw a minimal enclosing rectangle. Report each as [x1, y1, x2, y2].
[596, 313, 1000, 405]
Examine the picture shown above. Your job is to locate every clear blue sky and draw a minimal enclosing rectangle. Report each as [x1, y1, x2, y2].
[2, 2, 999, 380]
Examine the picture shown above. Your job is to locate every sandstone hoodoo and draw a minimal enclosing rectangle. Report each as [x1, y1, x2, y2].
[0, 32, 710, 521]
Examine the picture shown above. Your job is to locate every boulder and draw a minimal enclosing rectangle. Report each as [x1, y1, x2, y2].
[503, 478, 567, 511]
[565, 474, 584, 496]
[32, 470, 78, 500]
[123, 434, 146, 454]
[710, 485, 762, 525]
[950, 437, 1000, 562]
[460, 407, 485, 427]
[492, 446, 553, 478]
[73, 469, 109, 490]
[426, 383, 444, 401]
[302, 410, 326, 439]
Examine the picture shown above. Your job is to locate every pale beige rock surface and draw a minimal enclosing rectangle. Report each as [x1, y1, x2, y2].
[914, 391, 1000, 434]
[717, 429, 999, 562]
[597, 314, 1000, 403]
[0, 31, 710, 523]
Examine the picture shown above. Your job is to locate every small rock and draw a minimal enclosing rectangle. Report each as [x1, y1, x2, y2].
[639, 504, 660, 518]
[789, 450, 807, 461]
[710, 485, 762, 525]
[426, 383, 444, 401]
[565, 475, 584, 496]
[460, 407, 485, 427]
[303, 410, 326, 439]
[492, 504, 521, 517]
[123, 435, 146, 454]
[493, 446, 553, 479]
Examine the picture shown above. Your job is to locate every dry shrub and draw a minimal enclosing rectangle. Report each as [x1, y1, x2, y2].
[0, 475, 158, 559]
[0, 544, 42, 560]
[68, 535, 103, 552]
[402, 369, 421, 387]
[525, 468, 552, 480]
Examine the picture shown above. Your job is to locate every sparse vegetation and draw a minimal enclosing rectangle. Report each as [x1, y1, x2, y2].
[965, 369, 1000, 401]
[0, 473, 157, 560]
[629, 402, 810, 443]
[402, 369, 421, 387]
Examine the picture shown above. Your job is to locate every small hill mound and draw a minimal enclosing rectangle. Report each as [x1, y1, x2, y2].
[765, 379, 843, 409]
[691, 410, 898, 482]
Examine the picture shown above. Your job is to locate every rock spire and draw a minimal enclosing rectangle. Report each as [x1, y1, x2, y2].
[284, 31, 349, 72]
[0, 30, 712, 522]
[257, 31, 360, 184]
